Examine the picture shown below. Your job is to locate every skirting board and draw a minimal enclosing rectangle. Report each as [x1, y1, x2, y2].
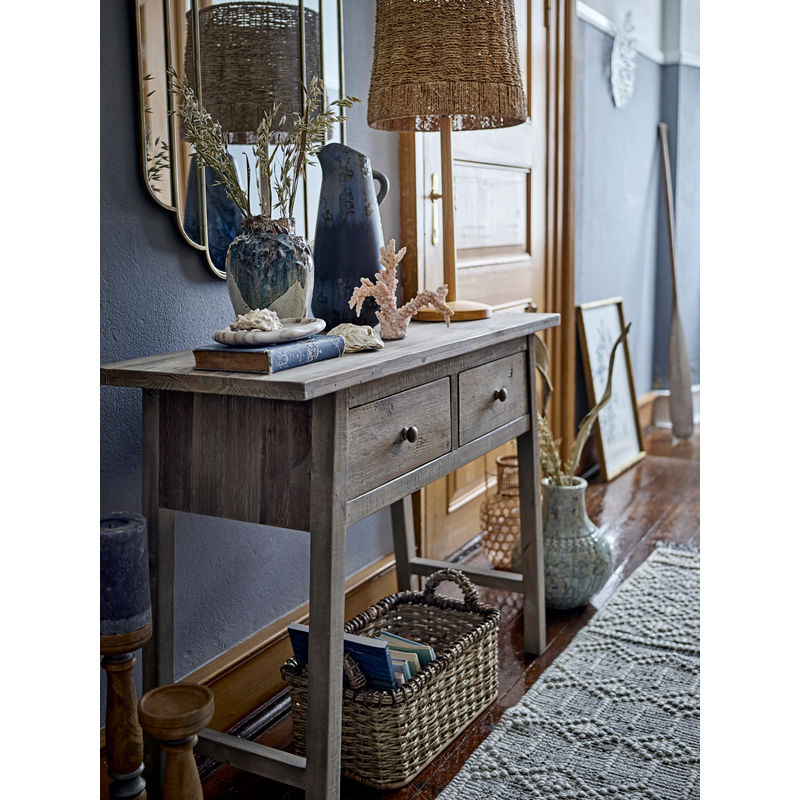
[652, 385, 701, 429]
[637, 391, 659, 432]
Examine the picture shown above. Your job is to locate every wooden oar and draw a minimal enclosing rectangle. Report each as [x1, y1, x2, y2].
[658, 122, 694, 440]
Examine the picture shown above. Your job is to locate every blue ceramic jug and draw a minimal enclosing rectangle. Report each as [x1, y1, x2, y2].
[312, 143, 389, 328]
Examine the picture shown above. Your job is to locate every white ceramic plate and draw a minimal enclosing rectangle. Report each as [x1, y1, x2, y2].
[212, 317, 326, 347]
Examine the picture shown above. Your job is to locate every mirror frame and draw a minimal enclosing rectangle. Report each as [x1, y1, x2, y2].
[134, 0, 346, 279]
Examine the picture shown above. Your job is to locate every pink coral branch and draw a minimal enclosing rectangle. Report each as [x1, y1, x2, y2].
[348, 238, 452, 339]
[349, 276, 379, 317]
[398, 286, 452, 326]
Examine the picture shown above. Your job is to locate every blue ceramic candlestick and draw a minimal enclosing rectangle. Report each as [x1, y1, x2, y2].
[101, 513, 151, 636]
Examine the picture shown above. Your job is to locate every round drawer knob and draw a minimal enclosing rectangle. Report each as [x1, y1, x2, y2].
[402, 425, 419, 443]
[494, 387, 509, 402]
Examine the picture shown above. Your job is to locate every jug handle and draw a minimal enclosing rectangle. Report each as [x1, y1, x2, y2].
[373, 170, 389, 205]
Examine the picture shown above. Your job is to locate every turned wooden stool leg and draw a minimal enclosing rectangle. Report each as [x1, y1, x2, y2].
[102, 625, 152, 799]
[138, 684, 215, 800]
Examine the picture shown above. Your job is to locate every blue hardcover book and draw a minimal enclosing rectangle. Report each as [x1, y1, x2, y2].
[193, 334, 345, 374]
[287, 623, 396, 690]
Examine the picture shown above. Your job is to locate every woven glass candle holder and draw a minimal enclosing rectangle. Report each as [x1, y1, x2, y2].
[479, 455, 520, 570]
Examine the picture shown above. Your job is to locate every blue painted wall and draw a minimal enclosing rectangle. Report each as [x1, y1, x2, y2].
[575, 20, 662, 396]
[575, 20, 700, 395]
[100, 0, 400, 724]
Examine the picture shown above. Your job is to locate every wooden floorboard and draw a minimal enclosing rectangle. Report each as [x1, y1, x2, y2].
[196, 425, 699, 800]
[101, 426, 699, 799]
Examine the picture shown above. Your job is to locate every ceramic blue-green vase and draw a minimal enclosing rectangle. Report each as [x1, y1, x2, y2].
[226, 216, 314, 319]
[540, 477, 612, 609]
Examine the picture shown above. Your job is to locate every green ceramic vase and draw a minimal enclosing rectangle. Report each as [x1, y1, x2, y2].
[226, 216, 314, 319]
[511, 476, 612, 609]
[539, 476, 612, 609]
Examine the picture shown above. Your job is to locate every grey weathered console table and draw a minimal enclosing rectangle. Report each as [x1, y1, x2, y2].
[101, 311, 560, 800]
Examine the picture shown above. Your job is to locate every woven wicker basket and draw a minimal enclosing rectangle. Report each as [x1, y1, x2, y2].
[281, 568, 500, 789]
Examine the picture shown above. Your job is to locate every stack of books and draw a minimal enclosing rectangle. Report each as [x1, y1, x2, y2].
[379, 630, 436, 686]
[287, 623, 436, 690]
[193, 334, 345, 374]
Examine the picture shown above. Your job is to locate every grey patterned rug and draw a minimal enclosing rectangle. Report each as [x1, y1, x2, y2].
[439, 545, 700, 800]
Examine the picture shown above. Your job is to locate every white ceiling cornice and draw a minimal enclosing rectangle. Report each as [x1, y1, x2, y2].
[576, 2, 700, 67]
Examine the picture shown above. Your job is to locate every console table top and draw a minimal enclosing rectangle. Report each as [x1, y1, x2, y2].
[101, 312, 560, 401]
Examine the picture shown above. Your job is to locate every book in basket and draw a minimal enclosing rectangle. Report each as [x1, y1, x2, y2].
[287, 623, 396, 690]
[391, 658, 412, 685]
[192, 334, 344, 374]
[379, 630, 435, 668]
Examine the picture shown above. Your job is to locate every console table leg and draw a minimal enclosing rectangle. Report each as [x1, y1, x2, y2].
[141, 508, 176, 690]
[518, 334, 547, 654]
[391, 496, 421, 592]
[142, 387, 176, 800]
[306, 393, 348, 800]
[517, 426, 546, 654]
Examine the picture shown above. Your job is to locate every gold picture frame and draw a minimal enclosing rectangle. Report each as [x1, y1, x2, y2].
[577, 297, 646, 480]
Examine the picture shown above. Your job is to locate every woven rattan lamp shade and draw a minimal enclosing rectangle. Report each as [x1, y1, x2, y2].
[184, 1, 320, 144]
[367, 0, 526, 132]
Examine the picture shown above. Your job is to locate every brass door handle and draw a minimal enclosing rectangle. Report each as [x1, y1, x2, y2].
[427, 173, 442, 245]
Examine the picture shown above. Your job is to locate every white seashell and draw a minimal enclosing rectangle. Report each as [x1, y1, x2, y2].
[229, 307, 283, 332]
[328, 323, 384, 353]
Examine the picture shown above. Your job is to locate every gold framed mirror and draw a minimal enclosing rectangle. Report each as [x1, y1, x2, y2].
[135, 0, 345, 279]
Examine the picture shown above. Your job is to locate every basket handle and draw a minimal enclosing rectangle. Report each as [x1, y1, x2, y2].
[422, 568, 480, 610]
[342, 652, 367, 690]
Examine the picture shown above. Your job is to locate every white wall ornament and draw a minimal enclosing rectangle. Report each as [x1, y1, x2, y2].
[610, 11, 637, 108]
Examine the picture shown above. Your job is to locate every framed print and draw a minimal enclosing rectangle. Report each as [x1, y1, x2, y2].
[577, 297, 646, 480]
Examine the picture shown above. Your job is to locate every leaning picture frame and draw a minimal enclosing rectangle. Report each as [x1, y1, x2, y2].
[577, 297, 646, 480]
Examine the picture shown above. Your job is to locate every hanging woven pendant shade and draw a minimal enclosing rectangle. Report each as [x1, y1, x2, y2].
[367, 0, 527, 132]
[184, 1, 321, 144]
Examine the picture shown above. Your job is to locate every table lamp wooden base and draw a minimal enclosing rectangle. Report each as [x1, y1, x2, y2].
[413, 118, 493, 324]
[415, 298, 492, 322]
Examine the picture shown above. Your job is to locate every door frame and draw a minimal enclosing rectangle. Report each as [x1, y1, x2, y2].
[543, 0, 576, 456]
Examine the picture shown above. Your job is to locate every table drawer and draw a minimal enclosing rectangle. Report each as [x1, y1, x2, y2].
[458, 352, 528, 445]
[347, 378, 452, 496]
